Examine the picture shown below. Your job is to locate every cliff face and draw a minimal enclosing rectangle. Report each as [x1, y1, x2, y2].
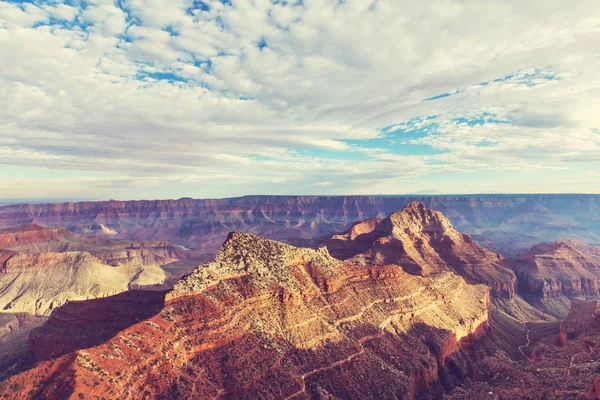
[448, 299, 600, 399]
[0, 225, 193, 316]
[0, 251, 136, 315]
[1, 232, 490, 399]
[0, 224, 74, 250]
[507, 239, 600, 304]
[319, 202, 517, 299]
[0, 195, 599, 258]
[0, 224, 189, 265]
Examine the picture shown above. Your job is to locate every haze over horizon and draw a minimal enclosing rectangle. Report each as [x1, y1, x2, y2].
[1, 0, 600, 199]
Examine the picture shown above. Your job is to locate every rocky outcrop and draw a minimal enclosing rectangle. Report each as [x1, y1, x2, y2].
[0, 224, 75, 251]
[0, 224, 196, 316]
[507, 239, 600, 304]
[0, 251, 133, 315]
[0, 195, 598, 258]
[445, 299, 600, 399]
[316, 218, 382, 260]
[320, 202, 517, 299]
[0, 232, 490, 399]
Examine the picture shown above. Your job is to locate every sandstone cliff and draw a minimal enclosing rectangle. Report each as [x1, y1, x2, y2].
[0, 195, 598, 258]
[319, 202, 517, 299]
[1, 232, 490, 399]
[507, 239, 600, 313]
[0, 225, 193, 316]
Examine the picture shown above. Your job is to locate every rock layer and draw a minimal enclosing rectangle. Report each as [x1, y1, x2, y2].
[0, 225, 194, 315]
[507, 239, 600, 305]
[0, 232, 490, 399]
[319, 202, 517, 298]
[0, 195, 599, 258]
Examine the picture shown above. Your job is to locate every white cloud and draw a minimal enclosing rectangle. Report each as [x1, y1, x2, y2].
[0, 2, 47, 27]
[43, 4, 78, 22]
[80, 3, 127, 36]
[0, 0, 599, 198]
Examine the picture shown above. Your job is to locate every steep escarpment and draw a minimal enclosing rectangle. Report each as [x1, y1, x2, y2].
[320, 202, 517, 299]
[0, 224, 75, 250]
[1, 232, 490, 399]
[0, 195, 598, 258]
[507, 240, 600, 316]
[89, 241, 188, 267]
[0, 251, 134, 315]
[0, 224, 189, 265]
[0, 225, 195, 316]
[448, 299, 600, 399]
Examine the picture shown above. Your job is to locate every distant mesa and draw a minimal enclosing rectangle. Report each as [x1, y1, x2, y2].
[506, 238, 600, 317]
[85, 223, 118, 236]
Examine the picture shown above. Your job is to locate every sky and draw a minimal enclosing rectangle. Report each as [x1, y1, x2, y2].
[1, 0, 599, 200]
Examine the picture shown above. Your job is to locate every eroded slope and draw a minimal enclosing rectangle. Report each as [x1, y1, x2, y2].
[320, 202, 517, 299]
[0, 232, 490, 399]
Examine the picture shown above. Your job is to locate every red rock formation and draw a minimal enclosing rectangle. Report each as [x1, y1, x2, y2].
[0, 195, 599, 258]
[592, 377, 600, 399]
[0, 224, 190, 265]
[557, 322, 567, 347]
[0, 232, 490, 399]
[320, 202, 517, 298]
[0, 224, 74, 249]
[0, 225, 196, 315]
[443, 299, 600, 398]
[507, 239, 600, 304]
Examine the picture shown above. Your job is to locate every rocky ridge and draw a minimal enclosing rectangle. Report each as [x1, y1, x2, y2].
[0, 195, 599, 259]
[506, 239, 600, 317]
[319, 202, 517, 299]
[0, 225, 194, 316]
[1, 230, 491, 399]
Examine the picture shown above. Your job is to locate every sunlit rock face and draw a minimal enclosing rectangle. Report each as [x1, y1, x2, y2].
[0, 231, 490, 400]
[319, 202, 517, 299]
[507, 239, 600, 316]
[0, 224, 191, 316]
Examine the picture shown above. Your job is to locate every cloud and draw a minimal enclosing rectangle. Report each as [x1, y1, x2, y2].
[80, 3, 128, 37]
[0, 0, 599, 198]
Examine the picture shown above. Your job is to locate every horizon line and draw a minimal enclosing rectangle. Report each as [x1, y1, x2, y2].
[2, 193, 600, 207]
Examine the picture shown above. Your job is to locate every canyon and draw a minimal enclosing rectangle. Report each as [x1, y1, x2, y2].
[506, 239, 600, 318]
[1, 200, 600, 398]
[0, 195, 598, 260]
[0, 224, 196, 316]
[0, 227, 492, 399]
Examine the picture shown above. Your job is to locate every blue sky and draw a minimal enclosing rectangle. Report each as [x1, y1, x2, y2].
[0, 0, 599, 200]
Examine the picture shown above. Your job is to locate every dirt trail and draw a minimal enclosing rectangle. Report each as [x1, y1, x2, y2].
[518, 322, 531, 360]
[285, 349, 366, 399]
